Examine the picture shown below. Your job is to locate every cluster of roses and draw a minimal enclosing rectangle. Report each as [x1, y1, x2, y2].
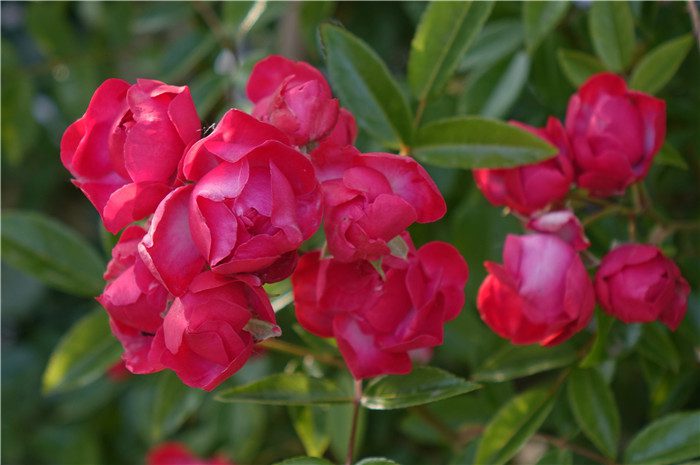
[61, 55, 468, 387]
[474, 73, 690, 346]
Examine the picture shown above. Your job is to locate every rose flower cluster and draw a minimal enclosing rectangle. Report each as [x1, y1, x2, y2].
[474, 73, 690, 346]
[62, 55, 468, 387]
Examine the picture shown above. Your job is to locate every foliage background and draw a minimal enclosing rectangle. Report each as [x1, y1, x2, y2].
[2, 2, 699, 464]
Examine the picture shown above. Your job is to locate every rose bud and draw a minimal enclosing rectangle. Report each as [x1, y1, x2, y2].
[527, 210, 590, 251]
[319, 150, 446, 262]
[147, 442, 234, 465]
[61, 78, 201, 233]
[292, 237, 468, 379]
[149, 272, 279, 391]
[565, 73, 666, 197]
[473, 117, 574, 216]
[477, 234, 595, 346]
[247, 55, 339, 146]
[98, 225, 169, 374]
[595, 244, 689, 330]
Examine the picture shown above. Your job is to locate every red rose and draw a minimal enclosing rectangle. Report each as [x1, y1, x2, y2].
[247, 55, 339, 146]
[595, 244, 689, 330]
[473, 117, 573, 216]
[317, 149, 446, 262]
[149, 272, 278, 391]
[477, 234, 594, 346]
[61, 78, 201, 233]
[147, 442, 234, 465]
[565, 73, 666, 197]
[292, 236, 468, 379]
[98, 225, 168, 374]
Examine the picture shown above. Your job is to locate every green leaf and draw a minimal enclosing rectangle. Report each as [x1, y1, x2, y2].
[150, 371, 205, 442]
[289, 405, 331, 458]
[580, 310, 616, 368]
[567, 368, 620, 458]
[408, 1, 493, 99]
[1, 211, 106, 297]
[361, 367, 480, 410]
[536, 448, 573, 465]
[637, 323, 680, 373]
[655, 142, 689, 170]
[624, 411, 700, 464]
[356, 459, 400, 465]
[273, 457, 335, 465]
[480, 51, 530, 118]
[320, 24, 413, 149]
[413, 117, 557, 169]
[215, 373, 352, 405]
[523, 1, 569, 53]
[42, 309, 122, 394]
[557, 48, 606, 88]
[588, 1, 635, 72]
[460, 19, 524, 72]
[475, 388, 556, 465]
[630, 34, 693, 94]
[473, 344, 577, 382]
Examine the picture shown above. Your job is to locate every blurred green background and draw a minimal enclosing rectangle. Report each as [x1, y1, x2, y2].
[2, 2, 699, 464]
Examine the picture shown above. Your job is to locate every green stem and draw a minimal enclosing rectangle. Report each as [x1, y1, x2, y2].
[346, 379, 363, 465]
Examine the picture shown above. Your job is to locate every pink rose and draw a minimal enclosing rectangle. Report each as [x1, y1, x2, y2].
[565, 73, 666, 197]
[473, 117, 573, 216]
[98, 225, 168, 374]
[292, 237, 468, 379]
[61, 78, 201, 233]
[595, 244, 689, 330]
[477, 234, 595, 346]
[247, 55, 339, 146]
[149, 272, 278, 391]
[526, 210, 590, 251]
[147, 442, 234, 465]
[317, 150, 446, 262]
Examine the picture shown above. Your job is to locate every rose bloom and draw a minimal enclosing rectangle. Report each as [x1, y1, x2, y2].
[595, 244, 689, 330]
[526, 210, 590, 251]
[477, 233, 595, 346]
[149, 271, 278, 391]
[292, 235, 468, 379]
[147, 442, 233, 465]
[247, 55, 339, 146]
[61, 78, 200, 233]
[565, 73, 666, 197]
[314, 146, 446, 262]
[473, 117, 574, 216]
[98, 225, 168, 374]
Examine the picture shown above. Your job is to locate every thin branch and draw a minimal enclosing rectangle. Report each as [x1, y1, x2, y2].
[688, 0, 700, 50]
[346, 379, 363, 465]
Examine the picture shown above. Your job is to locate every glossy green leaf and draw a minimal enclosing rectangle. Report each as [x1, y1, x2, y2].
[289, 405, 330, 458]
[320, 24, 412, 149]
[150, 371, 205, 442]
[624, 411, 700, 464]
[362, 367, 480, 410]
[356, 459, 400, 465]
[580, 311, 615, 368]
[588, 1, 635, 72]
[42, 309, 122, 394]
[655, 142, 689, 170]
[637, 323, 680, 373]
[1, 211, 105, 297]
[215, 373, 351, 405]
[481, 51, 530, 118]
[408, 1, 493, 99]
[630, 34, 693, 94]
[535, 448, 573, 465]
[567, 368, 620, 458]
[273, 457, 335, 465]
[473, 344, 577, 382]
[557, 48, 606, 87]
[523, 1, 569, 53]
[413, 117, 557, 169]
[475, 388, 556, 465]
[460, 20, 524, 71]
